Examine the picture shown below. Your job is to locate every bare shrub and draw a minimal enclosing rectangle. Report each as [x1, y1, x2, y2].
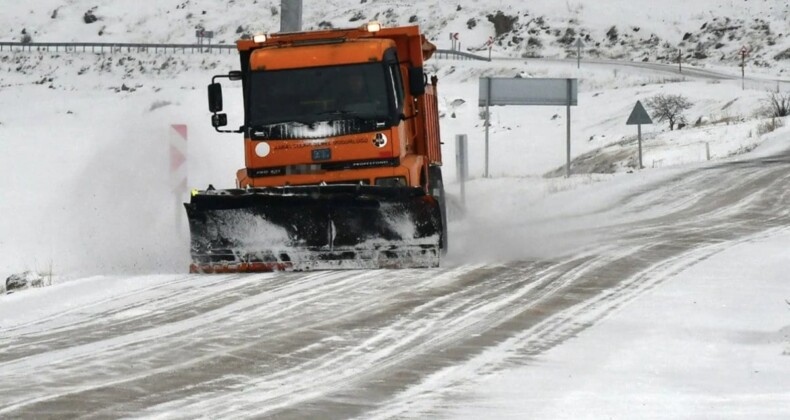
[83, 9, 98, 24]
[487, 11, 518, 37]
[757, 118, 784, 136]
[765, 91, 790, 117]
[645, 94, 693, 130]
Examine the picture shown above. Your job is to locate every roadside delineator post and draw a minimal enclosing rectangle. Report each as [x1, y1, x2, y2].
[574, 38, 584, 69]
[484, 77, 491, 178]
[170, 124, 188, 228]
[455, 134, 468, 207]
[626, 101, 653, 169]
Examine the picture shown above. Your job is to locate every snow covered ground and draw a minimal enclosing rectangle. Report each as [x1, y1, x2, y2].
[4, 0, 789, 76]
[2, 138, 788, 417]
[2, 53, 787, 281]
[437, 229, 790, 419]
[2, 1, 790, 418]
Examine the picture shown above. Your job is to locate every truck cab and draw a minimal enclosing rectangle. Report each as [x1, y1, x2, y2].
[209, 23, 443, 192]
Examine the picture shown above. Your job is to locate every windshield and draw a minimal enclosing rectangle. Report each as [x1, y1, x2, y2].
[248, 63, 392, 127]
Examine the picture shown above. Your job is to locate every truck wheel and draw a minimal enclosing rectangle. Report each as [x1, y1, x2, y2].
[429, 166, 448, 255]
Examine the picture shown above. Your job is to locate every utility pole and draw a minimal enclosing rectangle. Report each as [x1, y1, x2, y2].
[280, 0, 303, 32]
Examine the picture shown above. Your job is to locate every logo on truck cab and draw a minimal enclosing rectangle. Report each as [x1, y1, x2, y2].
[373, 133, 388, 148]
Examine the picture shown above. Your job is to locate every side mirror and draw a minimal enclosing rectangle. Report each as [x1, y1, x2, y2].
[212, 113, 228, 128]
[228, 70, 243, 81]
[208, 83, 223, 113]
[409, 66, 426, 96]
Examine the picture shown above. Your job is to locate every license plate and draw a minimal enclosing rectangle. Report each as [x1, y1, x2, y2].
[312, 148, 331, 161]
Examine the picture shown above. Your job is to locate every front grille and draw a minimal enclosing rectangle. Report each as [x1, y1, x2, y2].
[248, 158, 399, 178]
[321, 158, 399, 171]
[325, 179, 370, 185]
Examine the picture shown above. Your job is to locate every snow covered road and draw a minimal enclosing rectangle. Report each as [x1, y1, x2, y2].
[1, 149, 789, 418]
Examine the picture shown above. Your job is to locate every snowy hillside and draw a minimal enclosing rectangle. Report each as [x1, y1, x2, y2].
[3, 0, 790, 75]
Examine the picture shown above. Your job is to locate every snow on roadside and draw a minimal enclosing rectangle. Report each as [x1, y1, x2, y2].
[0, 83, 243, 281]
[441, 227, 790, 419]
[1, 56, 785, 281]
[434, 59, 777, 181]
[0, 30, 787, 281]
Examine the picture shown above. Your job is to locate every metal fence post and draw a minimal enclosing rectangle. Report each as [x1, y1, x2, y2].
[455, 134, 468, 207]
[484, 77, 492, 178]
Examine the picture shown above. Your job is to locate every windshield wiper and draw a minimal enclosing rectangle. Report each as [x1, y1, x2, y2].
[316, 110, 381, 121]
[250, 119, 314, 129]
[316, 110, 354, 117]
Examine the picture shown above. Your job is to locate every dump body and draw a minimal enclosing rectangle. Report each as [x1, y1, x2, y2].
[186, 24, 445, 272]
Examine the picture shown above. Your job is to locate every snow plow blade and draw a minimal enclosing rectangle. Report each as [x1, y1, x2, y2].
[184, 185, 442, 273]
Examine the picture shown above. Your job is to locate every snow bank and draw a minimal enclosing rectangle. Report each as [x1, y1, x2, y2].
[446, 228, 790, 419]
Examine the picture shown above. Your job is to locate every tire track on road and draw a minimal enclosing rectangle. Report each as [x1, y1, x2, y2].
[2, 151, 789, 418]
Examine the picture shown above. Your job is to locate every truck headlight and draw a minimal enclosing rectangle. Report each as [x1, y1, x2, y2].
[365, 21, 382, 33]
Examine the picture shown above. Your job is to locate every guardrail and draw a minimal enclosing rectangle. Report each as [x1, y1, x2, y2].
[0, 42, 490, 61]
[0, 42, 236, 54]
[0, 42, 493, 61]
[434, 49, 490, 61]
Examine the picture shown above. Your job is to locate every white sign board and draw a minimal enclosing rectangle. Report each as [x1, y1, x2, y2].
[478, 78, 578, 107]
[478, 77, 579, 178]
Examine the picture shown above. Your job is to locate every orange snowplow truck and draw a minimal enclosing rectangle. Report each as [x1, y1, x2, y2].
[185, 23, 447, 273]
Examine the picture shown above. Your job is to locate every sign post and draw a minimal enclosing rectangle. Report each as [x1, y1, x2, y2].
[450, 33, 461, 51]
[487, 36, 494, 61]
[195, 30, 214, 49]
[678, 48, 682, 73]
[574, 38, 584, 69]
[626, 101, 653, 169]
[740, 46, 749, 91]
[479, 78, 578, 178]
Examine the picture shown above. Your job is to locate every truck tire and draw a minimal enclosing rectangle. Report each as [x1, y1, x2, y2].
[429, 166, 448, 255]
